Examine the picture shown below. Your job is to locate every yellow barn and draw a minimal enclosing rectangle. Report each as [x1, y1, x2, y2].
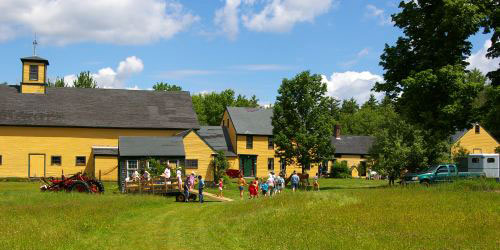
[451, 124, 499, 154]
[0, 55, 200, 181]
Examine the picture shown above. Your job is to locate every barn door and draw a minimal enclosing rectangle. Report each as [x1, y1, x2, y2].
[29, 154, 46, 178]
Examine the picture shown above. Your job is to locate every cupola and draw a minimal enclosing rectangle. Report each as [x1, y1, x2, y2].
[20, 39, 49, 94]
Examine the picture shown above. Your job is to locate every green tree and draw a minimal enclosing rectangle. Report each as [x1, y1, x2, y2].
[340, 98, 359, 115]
[480, 85, 500, 140]
[192, 89, 259, 126]
[476, 0, 499, 84]
[370, 118, 429, 182]
[398, 65, 483, 138]
[372, 0, 489, 164]
[211, 151, 229, 184]
[73, 71, 97, 88]
[361, 94, 378, 109]
[152, 82, 182, 91]
[47, 77, 66, 88]
[375, 0, 487, 98]
[272, 71, 335, 172]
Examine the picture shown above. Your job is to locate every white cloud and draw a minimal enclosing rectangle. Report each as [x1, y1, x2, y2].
[466, 40, 500, 75]
[365, 4, 392, 26]
[322, 71, 384, 103]
[339, 48, 370, 68]
[242, 0, 334, 32]
[64, 56, 144, 88]
[215, 0, 242, 40]
[0, 0, 199, 45]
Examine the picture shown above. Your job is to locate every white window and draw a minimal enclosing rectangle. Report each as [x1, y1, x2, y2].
[127, 160, 138, 178]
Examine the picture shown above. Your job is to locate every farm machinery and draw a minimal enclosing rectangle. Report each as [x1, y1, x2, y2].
[40, 172, 105, 193]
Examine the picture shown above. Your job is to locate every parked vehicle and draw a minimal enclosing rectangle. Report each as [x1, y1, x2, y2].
[402, 164, 485, 186]
[40, 172, 105, 193]
[465, 154, 499, 178]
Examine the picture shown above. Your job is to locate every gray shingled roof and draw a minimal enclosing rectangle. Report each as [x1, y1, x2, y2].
[197, 126, 236, 157]
[226, 107, 273, 135]
[21, 56, 49, 65]
[92, 147, 118, 156]
[331, 136, 375, 155]
[0, 85, 199, 129]
[451, 129, 468, 143]
[119, 136, 185, 157]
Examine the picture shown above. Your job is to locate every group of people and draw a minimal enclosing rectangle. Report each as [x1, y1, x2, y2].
[237, 171, 319, 199]
[165, 167, 207, 203]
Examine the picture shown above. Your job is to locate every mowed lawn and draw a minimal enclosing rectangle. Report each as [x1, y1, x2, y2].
[0, 179, 499, 250]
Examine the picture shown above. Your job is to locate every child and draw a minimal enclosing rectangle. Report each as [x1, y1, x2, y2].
[261, 181, 269, 197]
[198, 175, 205, 203]
[266, 176, 274, 196]
[248, 177, 258, 199]
[217, 178, 224, 198]
[276, 175, 284, 194]
[313, 173, 320, 191]
[238, 175, 247, 199]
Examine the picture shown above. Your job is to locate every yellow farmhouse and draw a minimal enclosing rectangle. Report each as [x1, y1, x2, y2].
[451, 123, 499, 154]
[331, 125, 375, 178]
[0, 55, 201, 181]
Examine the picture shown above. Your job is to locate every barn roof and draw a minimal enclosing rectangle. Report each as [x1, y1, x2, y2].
[0, 85, 199, 130]
[92, 146, 119, 156]
[331, 136, 375, 155]
[226, 107, 273, 135]
[197, 126, 236, 157]
[119, 136, 185, 157]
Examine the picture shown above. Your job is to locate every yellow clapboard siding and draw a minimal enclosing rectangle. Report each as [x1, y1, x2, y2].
[335, 155, 366, 177]
[21, 84, 45, 94]
[453, 125, 499, 154]
[222, 111, 238, 154]
[183, 131, 215, 181]
[94, 156, 118, 181]
[22, 63, 45, 83]
[0, 126, 182, 179]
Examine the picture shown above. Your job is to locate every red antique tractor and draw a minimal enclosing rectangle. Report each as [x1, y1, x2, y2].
[40, 172, 104, 193]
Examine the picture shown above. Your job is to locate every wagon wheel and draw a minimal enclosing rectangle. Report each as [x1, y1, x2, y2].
[188, 193, 197, 202]
[68, 181, 91, 193]
[176, 193, 186, 202]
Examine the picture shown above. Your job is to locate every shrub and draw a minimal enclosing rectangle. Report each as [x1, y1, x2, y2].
[331, 161, 351, 178]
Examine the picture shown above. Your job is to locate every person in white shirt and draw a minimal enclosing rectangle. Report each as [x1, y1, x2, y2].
[163, 166, 171, 178]
[131, 170, 140, 181]
[176, 168, 183, 191]
[162, 165, 171, 184]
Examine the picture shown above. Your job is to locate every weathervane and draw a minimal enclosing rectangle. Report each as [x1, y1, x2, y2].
[33, 34, 38, 56]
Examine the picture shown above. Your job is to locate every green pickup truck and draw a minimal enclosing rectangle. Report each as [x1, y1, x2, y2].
[402, 164, 485, 185]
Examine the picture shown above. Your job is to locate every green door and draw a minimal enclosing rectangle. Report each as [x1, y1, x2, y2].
[241, 155, 256, 177]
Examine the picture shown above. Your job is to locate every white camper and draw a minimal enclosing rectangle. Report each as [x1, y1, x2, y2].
[467, 154, 499, 178]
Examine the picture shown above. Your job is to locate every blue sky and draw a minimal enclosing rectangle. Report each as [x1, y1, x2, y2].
[0, 0, 496, 105]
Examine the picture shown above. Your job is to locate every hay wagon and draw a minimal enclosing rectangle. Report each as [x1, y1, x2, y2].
[124, 176, 197, 202]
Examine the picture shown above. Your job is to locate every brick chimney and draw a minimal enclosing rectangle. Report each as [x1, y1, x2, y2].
[334, 124, 341, 140]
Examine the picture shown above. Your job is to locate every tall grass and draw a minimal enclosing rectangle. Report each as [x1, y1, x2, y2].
[0, 179, 498, 250]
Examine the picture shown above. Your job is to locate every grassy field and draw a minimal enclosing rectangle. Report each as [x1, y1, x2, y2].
[0, 178, 499, 250]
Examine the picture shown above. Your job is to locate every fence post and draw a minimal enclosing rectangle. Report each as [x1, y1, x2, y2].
[99, 170, 102, 181]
